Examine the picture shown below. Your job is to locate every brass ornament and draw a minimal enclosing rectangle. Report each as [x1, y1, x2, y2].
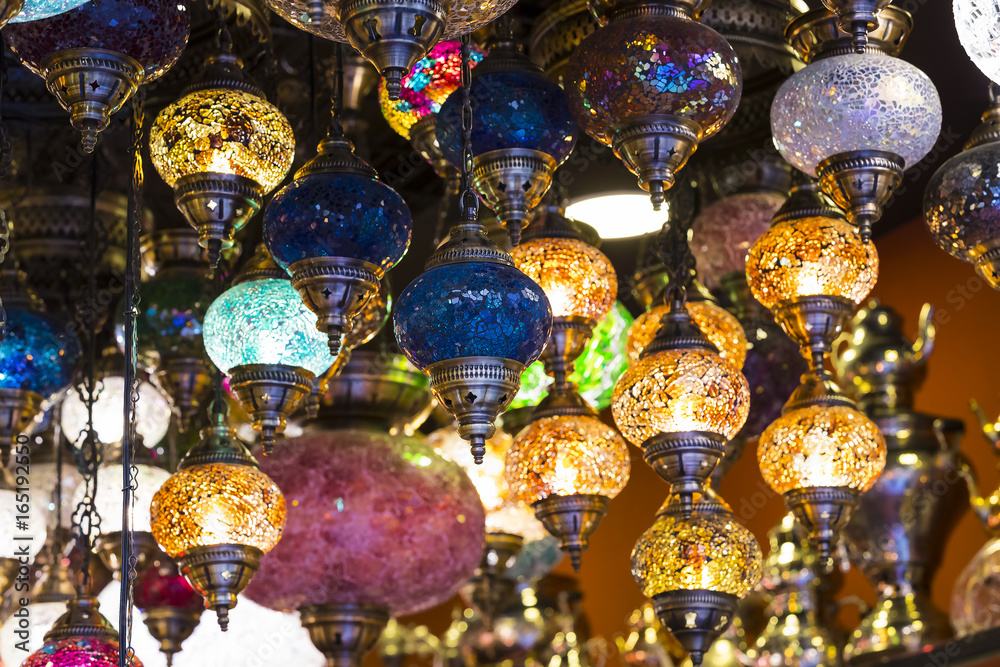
[532, 493, 609, 572]
[299, 603, 391, 667]
[177, 543, 262, 631]
[228, 363, 315, 455]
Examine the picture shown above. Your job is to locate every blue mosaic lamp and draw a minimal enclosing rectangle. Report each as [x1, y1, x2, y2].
[0, 263, 81, 458]
[394, 205, 552, 463]
[204, 245, 333, 453]
[263, 131, 411, 357]
[3, 0, 90, 26]
[436, 26, 577, 244]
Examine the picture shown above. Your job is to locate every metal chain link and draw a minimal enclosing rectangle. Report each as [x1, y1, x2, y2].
[459, 34, 479, 220]
[653, 215, 696, 307]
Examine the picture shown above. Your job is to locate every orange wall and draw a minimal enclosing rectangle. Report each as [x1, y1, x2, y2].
[398, 215, 1000, 656]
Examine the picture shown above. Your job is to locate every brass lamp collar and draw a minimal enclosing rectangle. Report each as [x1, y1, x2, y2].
[610, 0, 707, 22]
[232, 244, 288, 285]
[32, 559, 78, 604]
[771, 183, 844, 225]
[179, 408, 259, 470]
[182, 51, 267, 99]
[294, 134, 379, 180]
[641, 299, 718, 358]
[531, 382, 597, 421]
[785, 6, 912, 63]
[965, 83, 1000, 150]
[45, 595, 119, 643]
[783, 370, 857, 412]
[520, 205, 600, 246]
[140, 229, 211, 272]
[475, 38, 542, 77]
[425, 223, 514, 269]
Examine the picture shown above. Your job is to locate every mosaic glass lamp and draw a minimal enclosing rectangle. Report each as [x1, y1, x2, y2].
[925, 83, 1000, 289]
[394, 215, 552, 464]
[263, 128, 411, 356]
[627, 299, 747, 370]
[21, 594, 143, 667]
[4, 0, 90, 25]
[771, 7, 939, 240]
[564, 0, 742, 209]
[203, 245, 334, 453]
[61, 374, 171, 447]
[437, 31, 577, 244]
[955, 0, 1000, 85]
[134, 554, 206, 665]
[5, 0, 190, 151]
[151, 400, 286, 630]
[632, 492, 762, 667]
[151, 49, 295, 268]
[0, 264, 81, 459]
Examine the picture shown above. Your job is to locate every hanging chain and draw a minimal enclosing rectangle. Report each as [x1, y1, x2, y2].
[119, 85, 145, 667]
[653, 216, 696, 308]
[329, 42, 344, 138]
[458, 34, 478, 221]
[0, 43, 10, 343]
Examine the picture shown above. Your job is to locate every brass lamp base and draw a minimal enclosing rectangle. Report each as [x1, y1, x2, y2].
[816, 149, 903, 242]
[642, 431, 727, 509]
[972, 239, 1000, 291]
[533, 493, 609, 572]
[820, 0, 891, 52]
[651, 589, 739, 667]
[45, 594, 119, 642]
[299, 603, 390, 667]
[0, 557, 18, 595]
[472, 148, 559, 246]
[611, 114, 703, 211]
[153, 357, 215, 430]
[426, 356, 523, 465]
[772, 295, 854, 363]
[143, 607, 202, 666]
[178, 543, 262, 631]
[229, 363, 315, 454]
[784, 486, 858, 563]
[94, 530, 161, 575]
[339, 0, 446, 100]
[41, 48, 144, 153]
[537, 316, 594, 386]
[464, 532, 524, 618]
[0, 387, 42, 464]
[174, 172, 263, 268]
[290, 256, 381, 357]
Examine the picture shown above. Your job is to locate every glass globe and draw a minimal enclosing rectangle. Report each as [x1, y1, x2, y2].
[951, 536, 1000, 638]
[510, 237, 617, 323]
[262, 161, 412, 275]
[631, 495, 762, 599]
[394, 261, 552, 371]
[954, 0, 1000, 85]
[691, 192, 786, 288]
[771, 54, 942, 177]
[150, 462, 286, 558]
[96, 579, 168, 667]
[626, 302, 747, 369]
[485, 501, 549, 543]
[4, 0, 189, 83]
[22, 635, 141, 667]
[757, 404, 886, 495]
[203, 278, 334, 377]
[740, 317, 807, 438]
[174, 599, 324, 667]
[504, 534, 563, 581]
[1, 306, 81, 397]
[0, 487, 46, 558]
[924, 141, 1000, 263]
[8, 0, 90, 22]
[150, 89, 295, 192]
[429, 423, 512, 512]
[60, 377, 171, 446]
[134, 557, 204, 612]
[244, 429, 485, 616]
[31, 460, 84, 531]
[437, 70, 577, 166]
[564, 15, 741, 146]
[746, 216, 879, 310]
[612, 349, 750, 447]
[136, 269, 211, 370]
[72, 463, 171, 534]
[504, 414, 630, 504]
[0, 599, 67, 665]
[512, 300, 632, 411]
[379, 40, 486, 140]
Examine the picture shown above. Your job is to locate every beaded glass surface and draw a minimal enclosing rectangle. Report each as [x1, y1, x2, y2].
[61, 377, 171, 446]
[262, 0, 517, 43]
[954, 0, 1000, 84]
[245, 429, 484, 616]
[691, 192, 785, 288]
[512, 300, 632, 410]
[510, 237, 616, 323]
[136, 270, 211, 370]
[151, 462, 286, 557]
[626, 302, 747, 369]
[613, 348, 750, 446]
[952, 536, 1000, 638]
[150, 89, 295, 191]
[5, 0, 189, 83]
[394, 262, 552, 369]
[263, 172, 411, 273]
[771, 54, 942, 177]
[437, 70, 578, 165]
[22, 637, 141, 667]
[204, 278, 334, 376]
[924, 142, 1000, 262]
[0, 306, 81, 396]
[757, 404, 887, 494]
[379, 41, 486, 140]
[747, 216, 879, 309]
[504, 414, 631, 504]
[740, 317, 806, 438]
[9, 0, 90, 22]
[72, 463, 171, 534]
[631, 497, 762, 598]
[564, 14, 742, 146]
